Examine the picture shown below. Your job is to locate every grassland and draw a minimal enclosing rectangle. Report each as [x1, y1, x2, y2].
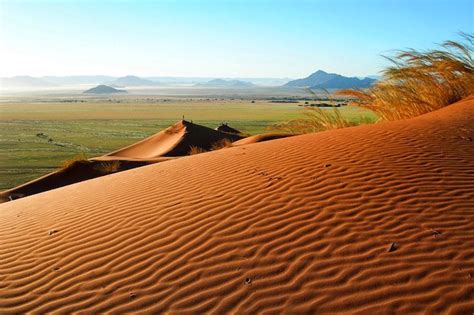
[0, 97, 376, 189]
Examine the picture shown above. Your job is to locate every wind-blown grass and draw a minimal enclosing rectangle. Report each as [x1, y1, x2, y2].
[272, 88, 376, 134]
[338, 33, 474, 121]
[271, 107, 363, 134]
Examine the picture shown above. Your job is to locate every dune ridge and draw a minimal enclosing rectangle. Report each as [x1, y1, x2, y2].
[0, 120, 243, 202]
[232, 133, 295, 146]
[0, 97, 473, 313]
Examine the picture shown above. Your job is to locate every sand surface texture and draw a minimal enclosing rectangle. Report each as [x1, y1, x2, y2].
[1, 97, 473, 313]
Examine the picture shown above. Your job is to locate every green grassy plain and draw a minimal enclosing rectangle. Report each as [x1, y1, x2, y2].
[0, 98, 376, 189]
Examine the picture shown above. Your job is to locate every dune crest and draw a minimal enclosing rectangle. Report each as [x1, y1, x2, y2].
[1, 97, 473, 313]
[105, 119, 243, 158]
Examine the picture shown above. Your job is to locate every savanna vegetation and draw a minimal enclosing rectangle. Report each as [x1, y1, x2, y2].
[0, 98, 373, 189]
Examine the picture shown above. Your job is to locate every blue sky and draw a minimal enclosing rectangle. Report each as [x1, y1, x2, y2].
[0, 0, 472, 78]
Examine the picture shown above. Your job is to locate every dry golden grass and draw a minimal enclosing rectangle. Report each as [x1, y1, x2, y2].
[60, 153, 88, 170]
[93, 161, 121, 174]
[338, 33, 474, 121]
[211, 139, 233, 151]
[271, 107, 358, 134]
[271, 88, 374, 134]
[188, 140, 233, 155]
[188, 146, 207, 155]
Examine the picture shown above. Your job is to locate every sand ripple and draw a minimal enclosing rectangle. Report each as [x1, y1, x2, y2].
[1, 97, 473, 313]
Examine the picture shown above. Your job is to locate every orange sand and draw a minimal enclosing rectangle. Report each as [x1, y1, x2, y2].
[0, 97, 473, 313]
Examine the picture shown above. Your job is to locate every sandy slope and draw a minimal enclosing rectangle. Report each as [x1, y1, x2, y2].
[1, 97, 473, 313]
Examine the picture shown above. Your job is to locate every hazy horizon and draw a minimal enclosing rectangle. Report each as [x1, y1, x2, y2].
[1, 0, 472, 78]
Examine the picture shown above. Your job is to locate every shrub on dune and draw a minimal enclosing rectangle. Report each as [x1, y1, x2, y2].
[60, 153, 89, 170]
[338, 33, 474, 121]
[188, 146, 207, 155]
[211, 138, 233, 151]
[93, 161, 121, 174]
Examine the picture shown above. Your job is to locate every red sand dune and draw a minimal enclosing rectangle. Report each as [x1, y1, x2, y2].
[105, 119, 243, 159]
[0, 97, 473, 313]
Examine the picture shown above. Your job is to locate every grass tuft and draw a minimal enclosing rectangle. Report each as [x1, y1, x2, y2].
[272, 87, 376, 134]
[60, 153, 88, 170]
[271, 107, 373, 134]
[188, 146, 207, 155]
[211, 138, 233, 151]
[93, 161, 121, 173]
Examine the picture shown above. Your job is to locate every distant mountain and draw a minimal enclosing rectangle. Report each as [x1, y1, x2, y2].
[284, 70, 376, 89]
[196, 79, 255, 88]
[0, 76, 57, 88]
[1, 75, 291, 88]
[42, 75, 116, 85]
[110, 75, 159, 87]
[83, 85, 127, 94]
[241, 78, 293, 86]
[143, 77, 290, 86]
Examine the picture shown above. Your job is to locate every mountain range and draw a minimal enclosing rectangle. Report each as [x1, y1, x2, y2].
[1, 72, 377, 90]
[195, 79, 255, 88]
[109, 75, 159, 87]
[42, 75, 116, 85]
[0, 76, 58, 88]
[285, 70, 376, 89]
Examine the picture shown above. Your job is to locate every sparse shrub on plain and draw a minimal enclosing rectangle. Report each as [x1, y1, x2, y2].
[338, 33, 474, 120]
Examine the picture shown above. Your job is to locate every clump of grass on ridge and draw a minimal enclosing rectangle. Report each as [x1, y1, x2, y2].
[60, 153, 88, 170]
[93, 160, 121, 173]
[211, 138, 233, 151]
[338, 33, 474, 121]
[188, 146, 207, 155]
